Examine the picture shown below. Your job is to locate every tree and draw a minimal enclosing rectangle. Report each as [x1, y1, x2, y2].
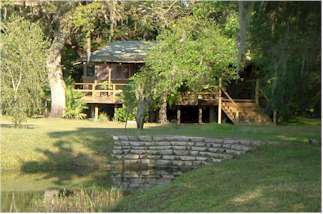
[247, 1, 321, 122]
[144, 15, 239, 124]
[40, 2, 79, 117]
[0, 1, 191, 120]
[123, 69, 155, 129]
[1, 1, 89, 117]
[0, 16, 49, 126]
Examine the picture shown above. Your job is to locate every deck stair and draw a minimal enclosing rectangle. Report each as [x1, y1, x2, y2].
[221, 90, 272, 124]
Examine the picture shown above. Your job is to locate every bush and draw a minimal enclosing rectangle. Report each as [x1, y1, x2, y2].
[98, 112, 109, 121]
[64, 84, 88, 119]
[114, 107, 136, 122]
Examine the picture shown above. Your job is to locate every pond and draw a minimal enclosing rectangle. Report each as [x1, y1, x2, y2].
[1, 166, 188, 212]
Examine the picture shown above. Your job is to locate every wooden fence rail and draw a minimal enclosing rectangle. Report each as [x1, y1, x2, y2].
[73, 82, 127, 103]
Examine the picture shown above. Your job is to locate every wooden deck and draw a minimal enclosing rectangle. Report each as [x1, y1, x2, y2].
[74, 82, 271, 124]
[74, 82, 127, 104]
[178, 91, 220, 106]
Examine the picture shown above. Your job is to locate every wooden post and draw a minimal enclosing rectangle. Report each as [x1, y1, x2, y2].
[255, 78, 260, 106]
[177, 106, 181, 125]
[90, 105, 94, 118]
[218, 78, 222, 124]
[94, 105, 99, 121]
[83, 62, 87, 77]
[92, 80, 97, 98]
[113, 105, 118, 121]
[209, 106, 215, 122]
[198, 107, 203, 124]
[108, 64, 112, 89]
[112, 84, 116, 102]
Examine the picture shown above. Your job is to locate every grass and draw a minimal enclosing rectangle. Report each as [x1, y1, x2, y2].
[114, 142, 321, 212]
[1, 117, 320, 171]
[1, 187, 122, 212]
[0, 117, 321, 212]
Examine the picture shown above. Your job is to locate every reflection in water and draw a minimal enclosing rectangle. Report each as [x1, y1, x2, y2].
[1, 162, 193, 211]
[111, 168, 186, 191]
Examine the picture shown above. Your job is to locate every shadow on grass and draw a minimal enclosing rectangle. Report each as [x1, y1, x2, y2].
[18, 126, 166, 189]
[18, 122, 321, 190]
[0, 123, 37, 129]
[18, 124, 197, 190]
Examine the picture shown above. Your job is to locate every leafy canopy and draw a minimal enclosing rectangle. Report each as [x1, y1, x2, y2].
[248, 1, 321, 120]
[145, 15, 239, 100]
[0, 15, 49, 126]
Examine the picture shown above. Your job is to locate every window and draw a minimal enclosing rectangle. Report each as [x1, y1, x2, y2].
[95, 64, 109, 80]
[87, 64, 95, 77]
[111, 63, 129, 80]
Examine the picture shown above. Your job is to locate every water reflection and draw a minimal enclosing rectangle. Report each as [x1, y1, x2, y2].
[111, 168, 186, 191]
[1, 162, 193, 211]
[1, 168, 187, 211]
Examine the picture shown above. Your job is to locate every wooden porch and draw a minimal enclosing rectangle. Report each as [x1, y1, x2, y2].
[177, 88, 272, 125]
[74, 82, 127, 104]
[73, 82, 271, 124]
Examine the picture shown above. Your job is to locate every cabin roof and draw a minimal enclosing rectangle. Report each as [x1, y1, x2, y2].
[84, 40, 155, 63]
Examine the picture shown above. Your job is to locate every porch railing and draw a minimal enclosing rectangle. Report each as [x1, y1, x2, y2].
[73, 82, 127, 103]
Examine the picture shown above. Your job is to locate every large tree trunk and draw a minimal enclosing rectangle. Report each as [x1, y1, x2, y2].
[47, 33, 66, 117]
[136, 99, 145, 129]
[159, 93, 168, 125]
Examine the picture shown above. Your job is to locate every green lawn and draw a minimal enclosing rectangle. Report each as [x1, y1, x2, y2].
[0, 117, 321, 212]
[1, 117, 320, 171]
[114, 142, 321, 212]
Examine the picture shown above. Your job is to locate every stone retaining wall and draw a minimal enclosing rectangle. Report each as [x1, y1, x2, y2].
[111, 168, 184, 191]
[112, 136, 268, 169]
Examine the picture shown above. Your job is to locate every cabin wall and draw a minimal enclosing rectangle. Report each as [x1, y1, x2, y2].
[83, 62, 143, 84]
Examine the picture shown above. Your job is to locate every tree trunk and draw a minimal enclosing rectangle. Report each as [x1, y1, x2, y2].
[255, 78, 260, 106]
[136, 99, 145, 129]
[273, 110, 277, 125]
[218, 78, 222, 124]
[47, 32, 66, 117]
[159, 93, 168, 125]
[109, 0, 115, 42]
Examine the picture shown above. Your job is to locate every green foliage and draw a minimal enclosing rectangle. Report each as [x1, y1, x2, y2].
[248, 2, 321, 120]
[64, 82, 87, 119]
[70, 2, 103, 35]
[114, 107, 136, 122]
[98, 112, 109, 122]
[0, 15, 48, 126]
[61, 45, 81, 80]
[124, 68, 156, 128]
[192, 1, 239, 37]
[145, 15, 239, 102]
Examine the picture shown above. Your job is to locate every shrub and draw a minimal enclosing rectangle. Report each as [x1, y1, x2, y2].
[64, 84, 88, 119]
[98, 112, 109, 121]
[114, 107, 136, 122]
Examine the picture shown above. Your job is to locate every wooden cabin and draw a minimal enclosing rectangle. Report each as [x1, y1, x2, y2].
[75, 40, 272, 124]
[75, 40, 152, 119]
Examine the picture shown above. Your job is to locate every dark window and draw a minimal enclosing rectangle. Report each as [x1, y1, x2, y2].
[87, 64, 95, 77]
[111, 63, 129, 80]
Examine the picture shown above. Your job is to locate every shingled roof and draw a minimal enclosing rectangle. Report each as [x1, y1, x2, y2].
[85, 40, 155, 63]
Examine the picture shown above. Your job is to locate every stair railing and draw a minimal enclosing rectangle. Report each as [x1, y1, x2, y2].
[221, 89, 240, 122]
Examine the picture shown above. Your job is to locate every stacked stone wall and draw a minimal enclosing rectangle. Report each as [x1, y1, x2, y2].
[112, 136, 267, 169]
